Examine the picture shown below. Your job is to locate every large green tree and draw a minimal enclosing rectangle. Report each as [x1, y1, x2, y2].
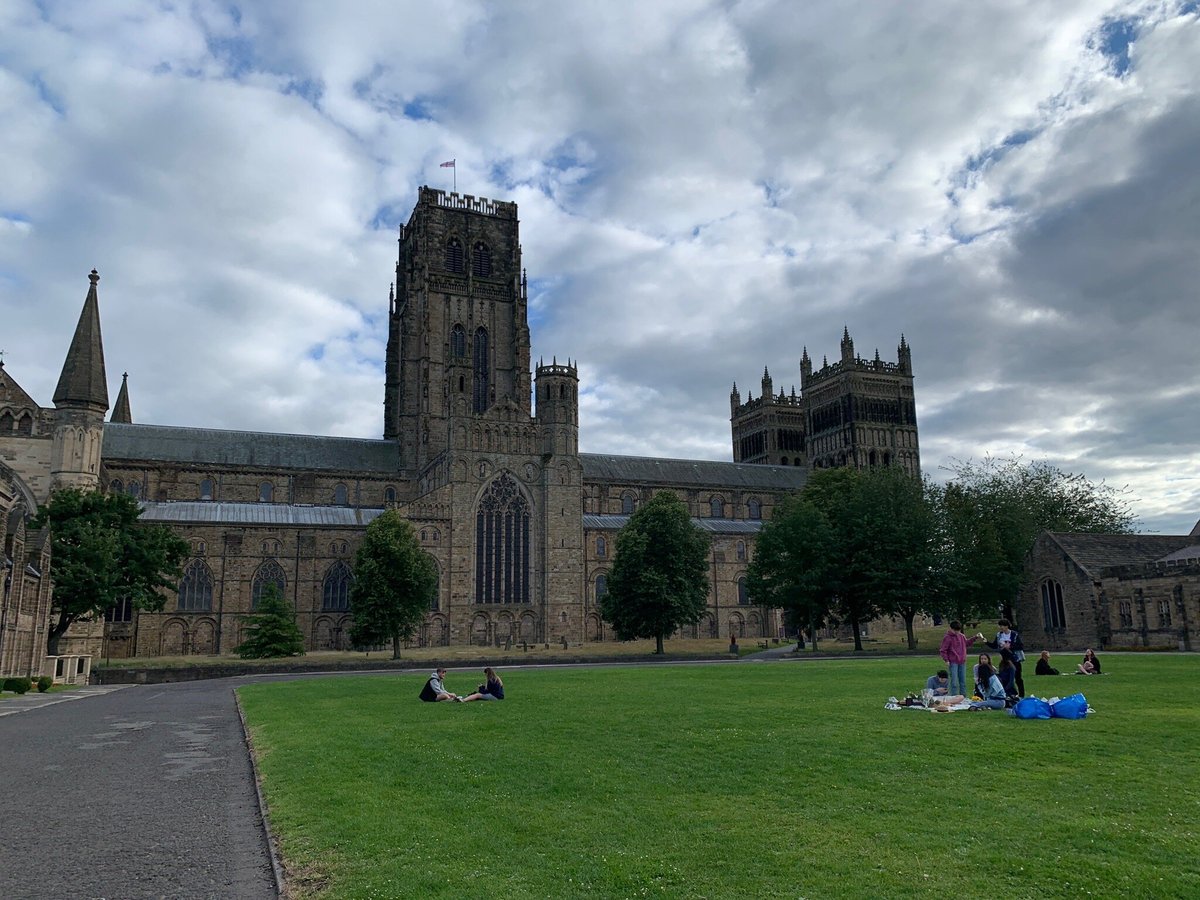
[348, 510, 438, 659]
[234, 585, 305, 659]
[31, 487, 189, 654]
[600, 492, 710, 654]
[932, 457, 1136, 622]
[746, 493, 834, 651]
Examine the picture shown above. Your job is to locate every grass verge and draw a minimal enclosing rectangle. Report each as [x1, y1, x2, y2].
[238, 655, 1200, 899]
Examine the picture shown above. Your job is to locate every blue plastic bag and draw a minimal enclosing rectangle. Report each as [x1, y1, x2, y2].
[1050, 693, 1089, 719]
[1014, 696, 1052, 719]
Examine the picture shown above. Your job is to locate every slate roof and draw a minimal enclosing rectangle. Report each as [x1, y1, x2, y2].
[138, 501, 387, 527]
[0, 364, 40, 411]
[111, 373, 132, 424]
[580, 453, 807, 492]
[1157, 544, 1200, 565]
[53, 270, 109, 409]
[103, 423, 400, 474]
[1045, 533, 1195, 577]
[583, 514, 763, 534]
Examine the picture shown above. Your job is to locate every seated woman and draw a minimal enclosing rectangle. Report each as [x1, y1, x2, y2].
[969, 662, 1008, 710]
[460, 666, 505, 702]
[1035, 650, 1060, 675]
[1077, 648, 1102, 675]
[997, 651, 1020, 703]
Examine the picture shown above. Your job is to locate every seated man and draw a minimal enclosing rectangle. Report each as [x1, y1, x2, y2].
[419, 667, 459, 702]
[925, 670, 950, 696]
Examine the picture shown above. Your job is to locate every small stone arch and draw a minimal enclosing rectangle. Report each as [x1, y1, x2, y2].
[313, 616, 336, 650]
[700, 612, 716, 639]
[586, 613, 604, 642]
[520, 611, 538, 642]
[471, 613, 491, 646]
[748, 611, 763, 638]
[728, 612, 745, 638]
[161, 618, 188, 656]
[192, 618, 217, 655]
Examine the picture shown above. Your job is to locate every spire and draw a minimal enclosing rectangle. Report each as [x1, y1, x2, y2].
[111, 372, 132, 423]
[840, 325, 854, 363]
[761, 366, 773, 400]
[53, 269, 109, 411]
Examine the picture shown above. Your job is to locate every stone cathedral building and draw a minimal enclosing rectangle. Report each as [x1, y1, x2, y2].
[0, 187, 921, 659]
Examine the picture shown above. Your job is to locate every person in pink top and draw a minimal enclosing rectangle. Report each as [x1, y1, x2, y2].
[939, 621, 984, 698]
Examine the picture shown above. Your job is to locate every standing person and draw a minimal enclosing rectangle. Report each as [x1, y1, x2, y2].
[987, 619, 1026, 697]
[1078, 649, 1102, 674]
[419, 667, 459, 702]
[1035, 650, 1060, 675]
[460, 667, 505, 702]
[969, 662, 1007, 711]
[939, 621, 983, 698]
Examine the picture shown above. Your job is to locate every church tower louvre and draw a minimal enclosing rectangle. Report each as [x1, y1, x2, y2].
[384, 187, 531, 471]
[50, 269, 110, 491]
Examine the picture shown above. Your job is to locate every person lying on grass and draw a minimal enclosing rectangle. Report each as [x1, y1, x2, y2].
[1035, 650, 1060, 675]
[419, 667, 460, 702]
[459, 666, 505, 702]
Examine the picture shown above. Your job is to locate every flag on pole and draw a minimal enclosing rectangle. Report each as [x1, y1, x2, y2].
[439, 160, 455, 168]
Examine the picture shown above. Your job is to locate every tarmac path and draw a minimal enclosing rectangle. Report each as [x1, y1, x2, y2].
[0, 679, 276, 900]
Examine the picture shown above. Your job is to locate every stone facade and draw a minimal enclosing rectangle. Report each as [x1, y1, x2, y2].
[0, 461, 53, 678]
[1015, 531, 1200, 652]
[731, 328, 919, 476]
[1, 188, 927, 658]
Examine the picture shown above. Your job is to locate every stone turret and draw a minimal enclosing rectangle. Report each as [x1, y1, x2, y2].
[50, 270, 109, 491]
[535, 357, 578, 457]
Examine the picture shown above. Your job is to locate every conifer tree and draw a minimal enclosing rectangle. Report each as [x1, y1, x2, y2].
[235, 585, 305, 659]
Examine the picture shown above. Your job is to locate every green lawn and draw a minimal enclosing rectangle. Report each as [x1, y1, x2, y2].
[237, 656, 1200, 899]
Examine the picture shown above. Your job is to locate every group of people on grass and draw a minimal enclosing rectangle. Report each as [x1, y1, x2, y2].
[933, 618, 1103, 711]
[419, 666, 505, 703]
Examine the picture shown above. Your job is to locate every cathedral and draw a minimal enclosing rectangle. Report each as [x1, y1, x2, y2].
[0, 187, 919, 660]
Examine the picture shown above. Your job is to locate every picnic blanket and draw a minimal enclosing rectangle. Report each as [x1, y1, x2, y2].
[884, 696, 971, 713]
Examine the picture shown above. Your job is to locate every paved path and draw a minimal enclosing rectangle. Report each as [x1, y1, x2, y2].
[0, 680, 276, 899]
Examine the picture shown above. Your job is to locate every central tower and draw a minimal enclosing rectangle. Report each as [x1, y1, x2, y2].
[384, 187, 531, 471]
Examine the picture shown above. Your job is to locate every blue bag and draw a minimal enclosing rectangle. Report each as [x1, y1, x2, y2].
[1050, 693, 1089, 719]
[1013, 696, 1052, 719]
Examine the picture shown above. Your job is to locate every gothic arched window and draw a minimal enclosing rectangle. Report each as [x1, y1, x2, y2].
[110, 478, 124, 494]
[252, 559, 287, 610]
[595, 574, 608, 603]
[322, 561, 353, 611]
[128, 482, 141, 499]
[472, 242, 492, 276]
[178, 560, 214, 612]
[445, 238, 464, 273]
[450, 323, 467, 357]
[16, 413, 32, 435]
[621, 492, 636, 515]
[334, 483, 349, 506]
[710, 497, 725, 518]
[384, 486, 396, 504]
[1040, 579, 1066, 631]
[747, 498, 762, 520]
[475, 473, 530, 605]
[737, 576, 750, 606]
[472, 327, 490, 413]
[0, 411, 12, 433]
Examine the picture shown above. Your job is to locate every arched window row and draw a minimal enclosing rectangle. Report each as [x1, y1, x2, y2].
[420, 528, 441, 543]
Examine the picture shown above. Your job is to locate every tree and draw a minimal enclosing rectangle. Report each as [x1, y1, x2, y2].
[234, 585, 305, 658]
[31, 487, 189, 654]
[934, 457, 1136, 622]
[348, 510, 437, 659]
[746, 493, 835, 651]
[600, 491, 710, 654]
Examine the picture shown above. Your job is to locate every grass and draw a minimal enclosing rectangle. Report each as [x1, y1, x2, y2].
[237, 655, 1200, 899]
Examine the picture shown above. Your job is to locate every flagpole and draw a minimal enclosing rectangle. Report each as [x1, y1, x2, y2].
[453, 159, 456, 193]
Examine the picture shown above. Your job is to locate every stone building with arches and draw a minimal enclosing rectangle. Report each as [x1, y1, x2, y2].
[0, 187, 918, 658]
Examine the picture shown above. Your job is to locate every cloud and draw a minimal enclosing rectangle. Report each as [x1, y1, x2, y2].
[1, 0, 1197, 533]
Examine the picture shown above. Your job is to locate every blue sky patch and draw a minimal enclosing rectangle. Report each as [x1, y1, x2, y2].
[1094, 16, 1139, 77]
[29, 75, 65, 115]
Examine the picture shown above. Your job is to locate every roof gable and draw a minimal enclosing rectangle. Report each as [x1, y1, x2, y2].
[1045, 532, 1195, 577]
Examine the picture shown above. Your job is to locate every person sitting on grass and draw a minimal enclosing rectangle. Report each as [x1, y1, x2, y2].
[1078, 648, 1102, 675]
[1035, 650, 1060, 675]
[997, 650, 1020, 706]
[926, 670, 950, 696]
[459, 667, 505, 702]
[419, 667, 459, 702]
[971, 652, 992, 696]
[969, 662, 1008, 711]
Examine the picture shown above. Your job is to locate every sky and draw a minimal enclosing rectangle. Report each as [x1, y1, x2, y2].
[1, 0, 1198, 534]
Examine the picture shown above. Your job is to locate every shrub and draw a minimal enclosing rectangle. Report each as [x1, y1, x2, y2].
[3, 677, 33, 695]
[36, 675, 53, 693]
